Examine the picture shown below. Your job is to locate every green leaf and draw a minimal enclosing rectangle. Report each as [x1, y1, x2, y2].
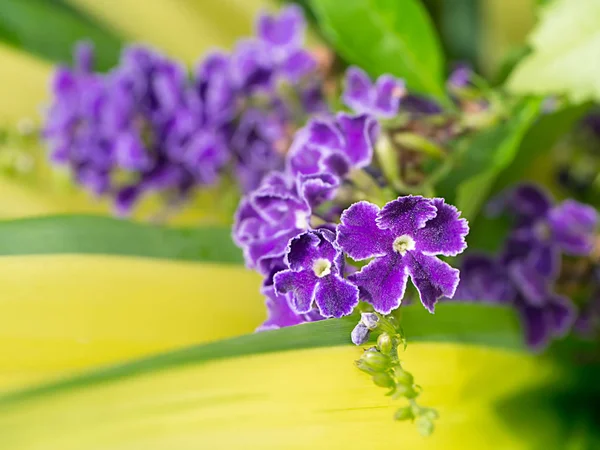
[507, 0, 600, 103]
[0, 215, 243, 264]
[0, 0, 122, 71]
[0, 303, 522, 405]
[309, 0, 446, 99]
[437, 98, 542, 221]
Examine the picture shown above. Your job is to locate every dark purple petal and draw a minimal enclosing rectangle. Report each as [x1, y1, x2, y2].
[350, 254, 407, 314]
[314, 274, 359, 317]
[507, 261, 549, 306]
[512, 184, 553, 219]
[373, 75, 405, 117]
[548, 294, 576, 337]
[305, 118, 344, 150]
[454, 253, 514, 303]
[336, 113, 377, 169]
[414, 198, 469, 256]
[517, 302, 551, 351]
[529, 243, 560, 278]
[297, 173, 339, 208]
[248, 228, 302, 272]
[405, 252, 460, 312]
[273, 269, 318, 313]
[549, 199, 598, 255]
[321, 151, 351, 178]
[342, 66, 372, 113]
[285, 229, 337, 271]
[336, 201, 394, 260]
[230, 40, 273, 92]
[114, 185, 143, 216]
[377, 195, 437, 237]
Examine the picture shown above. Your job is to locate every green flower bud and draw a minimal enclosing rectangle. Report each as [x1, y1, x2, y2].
[372, 372, 395, 388]
[376, 333, 393, 354]
[393, 384, 417, 399]
[394, 406, 413, 421]
[394, 367, 414, 386]
[361, 350, 389, 371]
[416, 417, 435, 437]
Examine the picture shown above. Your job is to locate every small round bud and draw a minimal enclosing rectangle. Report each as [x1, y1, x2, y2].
[376, 333, 393, 354]
[372, 372, 395, 388]
[351, 322, 370, 346]
[394, 384, 417, 399]
[361, 312, 379, 330]
[394, 367, 414, 386]
[394, 406, 414, 421]
[416, 417, 435, 436]
[361, 350, 389, 371]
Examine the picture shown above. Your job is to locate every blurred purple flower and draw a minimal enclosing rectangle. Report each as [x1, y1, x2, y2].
[342, 66, 405, 118]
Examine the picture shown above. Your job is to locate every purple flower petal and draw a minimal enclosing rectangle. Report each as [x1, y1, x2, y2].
[342, 66, 372, 113]
[350, 254, 407, 314]
[336, 113, 378, 169]
[314, 274, 359, 317]
[274, 269, 318, 313]
[376, 195, 437, 237]
[285, 229, 337, 271]
[415, 198, 469, 256]
[297, 173, 339, 208]
[507, 260, 548, 306]
[336, 201, 394, 260]
[549, 199, 598, 255]
[115, 133, 151, 171]
[256, 5, 305, 51]
[405, 252, 459, 312]
[305, 118, 344, 150]
[548, 294, 576, 337]
[517, 302, 551, 351]
[280, 49, 316, 82]
[373, 75, 405, 118]
[258, 287, 306, 330]
[454, 253, 514, 303]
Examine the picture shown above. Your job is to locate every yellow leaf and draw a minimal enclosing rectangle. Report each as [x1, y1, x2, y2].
[0, 344, 559, 449]
[67, 0, 270, 64]
[0, 45, 50, 125]
[0, 255, 264, 391]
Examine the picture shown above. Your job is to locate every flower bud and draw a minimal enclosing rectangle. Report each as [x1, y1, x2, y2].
[376, 333, 393, 354]
[394, 384, 417, 399]
[361, 350, 389, 371]
[360, 312, 379, 330]
[394, 367, 414, 386]
[394, 406, 413, 421]
[416, 417, 435, 436]
[372, 372, 394, 388]
[351, 322, 370, 346]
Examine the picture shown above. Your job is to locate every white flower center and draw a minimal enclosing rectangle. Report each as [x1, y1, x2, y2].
[534, 221, 551, 241]
[295, 211, 309, 230]
[393, 235, 415, 255]
[313, 258, 332, 278]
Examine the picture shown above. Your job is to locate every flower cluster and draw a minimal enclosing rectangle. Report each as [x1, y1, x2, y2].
[233, 64, 470, 329]
[43, 6, 325, 215]
[454, 183, 598, 350]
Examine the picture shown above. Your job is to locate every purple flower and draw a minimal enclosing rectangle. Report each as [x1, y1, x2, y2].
[274, 229, 359, 317]
[453, 254, 515, 303]
[447, 64, 472, 89]
[233, 172, 335, 274]
[515, 292, 576, 351]
[287, 113, 379, 178]
[258, 286, 323, 331]
[337, 196, 469, 314]
[489, 184, 597, 277]
[342, 66, 405, 118]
